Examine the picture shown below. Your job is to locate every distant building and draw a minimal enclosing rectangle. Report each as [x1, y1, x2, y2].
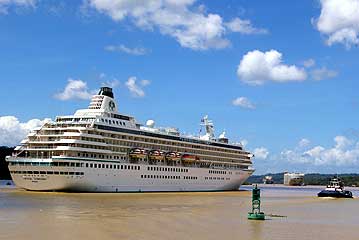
[283, 172, 305, 186]
[263, 175, 274, 184]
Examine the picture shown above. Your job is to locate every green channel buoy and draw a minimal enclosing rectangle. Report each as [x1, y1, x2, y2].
[248, 184, 265, 220]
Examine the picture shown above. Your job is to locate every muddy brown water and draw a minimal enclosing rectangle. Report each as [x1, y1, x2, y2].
[0, 185, 358, 240]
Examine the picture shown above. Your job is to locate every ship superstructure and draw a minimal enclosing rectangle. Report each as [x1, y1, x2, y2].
[6, 87, 254, 192]
[283, 172, 305, 186]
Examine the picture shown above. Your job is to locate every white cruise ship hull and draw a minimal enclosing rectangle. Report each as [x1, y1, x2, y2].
[7, 87, 255, 193]
[8, 158, 253, 192]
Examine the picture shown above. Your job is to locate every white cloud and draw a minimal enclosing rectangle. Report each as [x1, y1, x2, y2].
[102, 79, 120, 88]
[298, 138, 311, 148]
[303, 58, 316, 68]
[54, 78, 95, 101]
[281, 136, 359, 166]
[237, 50, 307, 86]
[254, 147, 269, 160]
[232, 97, 255, 109]
[85, 0, 265, 50]
[240, 139, 248, 148]
[226, 17, 267, 34]
[310, 67, 338, 81]
[125, 76, 150, 97]
[0, 0, 36, 14]
[97, 73, 120, 88]
[334, 135, 352, 150]
[0, 116, 51, 146]
[140, 79, 151, 86]
[105, 44, 149, 55]
[315, 0, 359, 48]
[99, 72, 106, 79]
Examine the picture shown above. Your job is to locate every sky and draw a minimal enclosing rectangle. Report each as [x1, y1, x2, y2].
[0, 0, 359, 174]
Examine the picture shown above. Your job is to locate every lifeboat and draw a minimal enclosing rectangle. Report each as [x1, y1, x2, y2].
[181, 154, 199, 162]
[165, 152, 182, 161]
[148, 150, 165, 160]
[129, 148, 148, 159]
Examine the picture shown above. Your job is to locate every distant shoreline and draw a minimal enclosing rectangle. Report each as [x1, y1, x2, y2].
[243, 183, 359, 191]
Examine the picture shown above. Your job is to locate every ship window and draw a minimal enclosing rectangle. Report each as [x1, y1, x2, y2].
[94, 164, 97, 168]
[90, 164, 93, 168]
[121, 165, 123, 169]
[124, 165, 127, 170]
[138, 166, 141, 170]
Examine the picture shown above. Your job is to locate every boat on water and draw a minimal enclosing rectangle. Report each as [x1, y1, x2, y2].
[283, 172, 305, 186]
[6, 87, 254, 192]
[317, 177, 353, 198]
[263, 175, 274, 184]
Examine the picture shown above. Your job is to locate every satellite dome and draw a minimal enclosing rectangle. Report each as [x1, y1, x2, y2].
[146, 119, 155, 128]
[219, 131, 226, 139]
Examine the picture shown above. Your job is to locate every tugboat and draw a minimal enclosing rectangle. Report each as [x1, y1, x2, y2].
[317, 176, 353, 198]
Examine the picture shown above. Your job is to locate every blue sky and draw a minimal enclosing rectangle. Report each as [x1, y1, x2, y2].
[0, 0, 359, 174]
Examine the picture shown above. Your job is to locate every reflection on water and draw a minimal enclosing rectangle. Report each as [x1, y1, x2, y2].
[0, 186, 359, 240]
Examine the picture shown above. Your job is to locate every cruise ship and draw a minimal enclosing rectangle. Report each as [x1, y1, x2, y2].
[6, 87, 254, 192]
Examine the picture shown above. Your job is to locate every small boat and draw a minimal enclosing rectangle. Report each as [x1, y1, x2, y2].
[317, 177, 353, 198]
[148, 150, 165, 160]
[129, 148, 148, 159]
[181, 154, 199, 162]
[165, 152, 181, 161]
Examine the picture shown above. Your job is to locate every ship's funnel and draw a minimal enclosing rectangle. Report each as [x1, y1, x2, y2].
[88, 87, 118, 112]
[98, 87, 114, 99]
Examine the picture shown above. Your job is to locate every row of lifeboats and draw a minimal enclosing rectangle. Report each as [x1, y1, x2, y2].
[129, 148, 199, 162]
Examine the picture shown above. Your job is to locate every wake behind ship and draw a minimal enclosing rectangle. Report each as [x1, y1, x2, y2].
[6, 87, 254, 192]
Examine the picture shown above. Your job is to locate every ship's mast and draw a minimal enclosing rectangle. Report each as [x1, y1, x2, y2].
[200, 115, 215, 141]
